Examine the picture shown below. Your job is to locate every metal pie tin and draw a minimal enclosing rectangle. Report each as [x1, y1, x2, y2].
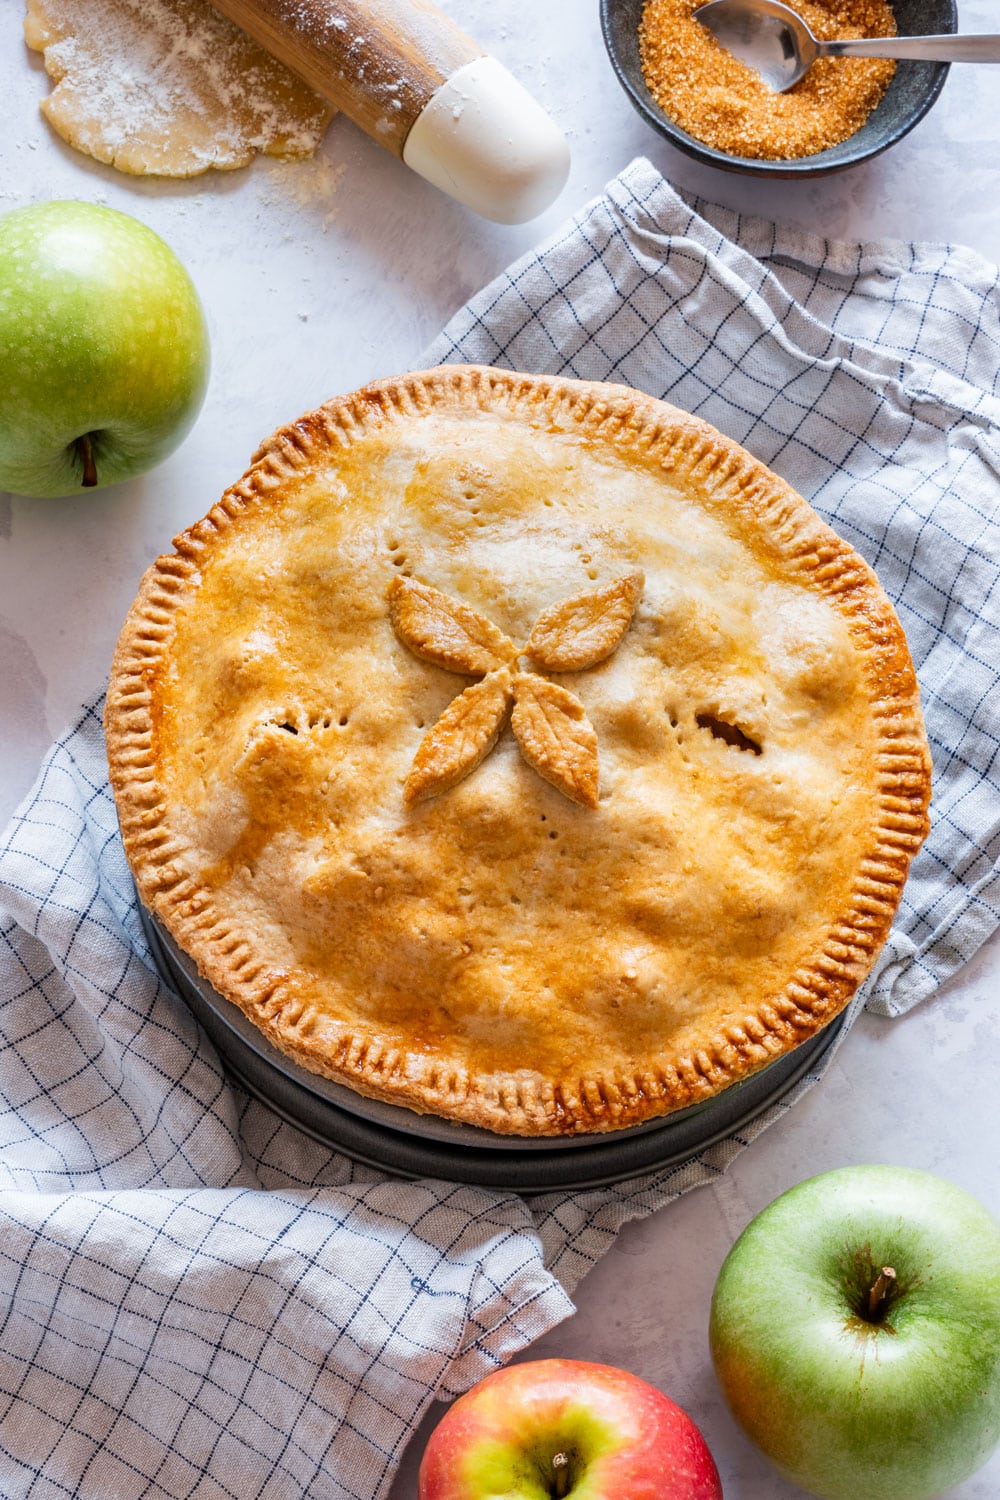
[140, 902, 845, 1192]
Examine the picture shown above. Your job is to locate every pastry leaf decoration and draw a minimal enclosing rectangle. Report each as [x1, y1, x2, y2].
[405, 669, 513, 805]
[525, 571, 644, 672]
[511, 674, 599, 809]
[388, 575, 517, 675]
[390, 571, 643, 807]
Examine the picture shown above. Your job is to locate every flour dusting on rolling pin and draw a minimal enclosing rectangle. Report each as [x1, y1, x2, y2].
[207, 0, 571, 220]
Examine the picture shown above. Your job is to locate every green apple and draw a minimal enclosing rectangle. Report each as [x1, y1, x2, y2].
[0, 200, 209, 497]
[710, 1164, 1000, 1500]
[417, 1358, 723, 1499]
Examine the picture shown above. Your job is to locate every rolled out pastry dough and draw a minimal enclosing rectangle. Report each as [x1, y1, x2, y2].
[24, 0, 333, 176]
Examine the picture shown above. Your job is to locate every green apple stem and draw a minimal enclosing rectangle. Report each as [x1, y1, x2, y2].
[867, 1265, 897, 1322]
[76, 434, 98, 488]
[551, 1452, 571, 1498]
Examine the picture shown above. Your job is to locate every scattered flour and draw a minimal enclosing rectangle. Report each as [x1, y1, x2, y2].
[23, 0, 334, 177]
[260, 155, 348, 231]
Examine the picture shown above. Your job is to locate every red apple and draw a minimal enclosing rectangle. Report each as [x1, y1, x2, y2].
[417, 1357, 722, 1499]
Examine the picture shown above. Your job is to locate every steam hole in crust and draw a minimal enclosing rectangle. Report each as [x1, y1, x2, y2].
[270, 710, 347, 737]
[696, 712, 763, 757]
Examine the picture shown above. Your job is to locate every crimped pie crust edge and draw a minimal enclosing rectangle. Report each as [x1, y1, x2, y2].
[105, 365, 932, 1136]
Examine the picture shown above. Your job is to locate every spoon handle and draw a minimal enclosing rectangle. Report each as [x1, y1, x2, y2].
[822, 33, 1000, 64]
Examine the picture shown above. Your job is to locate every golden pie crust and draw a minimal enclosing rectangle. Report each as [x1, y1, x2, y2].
[106, 367, 932, 1136]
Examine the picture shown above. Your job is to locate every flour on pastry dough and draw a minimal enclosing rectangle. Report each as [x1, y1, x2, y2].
[24, 0, 333, 176]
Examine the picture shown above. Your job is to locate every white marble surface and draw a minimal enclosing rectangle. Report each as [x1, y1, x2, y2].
[2, 2, 999, 1496]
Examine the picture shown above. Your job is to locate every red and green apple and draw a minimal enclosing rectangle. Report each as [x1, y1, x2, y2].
[0, 200, 209, 498]
[417, 1356, 722, 1499]
[710, 1164, 1000, 1499]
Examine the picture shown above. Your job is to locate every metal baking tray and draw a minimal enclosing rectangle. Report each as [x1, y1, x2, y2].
[140, 902, 845, 1192]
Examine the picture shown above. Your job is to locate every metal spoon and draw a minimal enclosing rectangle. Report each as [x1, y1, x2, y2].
[694, 0, 1000, 92]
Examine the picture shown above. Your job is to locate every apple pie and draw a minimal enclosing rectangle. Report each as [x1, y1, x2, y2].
[106, 367, 932, 1136]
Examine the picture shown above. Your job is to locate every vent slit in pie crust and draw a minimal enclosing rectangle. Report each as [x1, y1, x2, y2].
[106, 366, 932, 1137]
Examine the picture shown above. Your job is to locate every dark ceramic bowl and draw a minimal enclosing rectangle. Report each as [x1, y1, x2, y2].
[601, 0, 957, 176]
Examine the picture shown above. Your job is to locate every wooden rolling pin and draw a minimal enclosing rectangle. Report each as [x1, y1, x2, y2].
[208, 0, 571, 222]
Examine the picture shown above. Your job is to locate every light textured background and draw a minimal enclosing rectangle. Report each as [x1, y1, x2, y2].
[1, 3, 999, 1495]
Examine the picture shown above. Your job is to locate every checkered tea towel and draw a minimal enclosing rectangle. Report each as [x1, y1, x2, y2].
[2, 156, 999, 1499]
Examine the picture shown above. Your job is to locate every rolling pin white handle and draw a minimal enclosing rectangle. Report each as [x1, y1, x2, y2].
[207, 0, 570, 222]
[402, 57, 570, 224]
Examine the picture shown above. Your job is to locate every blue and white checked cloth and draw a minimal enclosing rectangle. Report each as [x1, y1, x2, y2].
[3, 158, 1000, 1498]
